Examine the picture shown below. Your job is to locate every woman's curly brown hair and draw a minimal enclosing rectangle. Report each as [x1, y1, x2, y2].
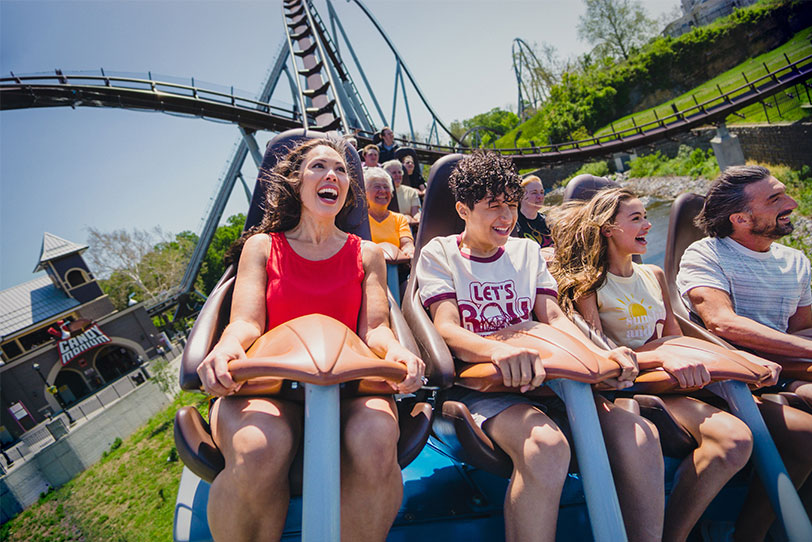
[548, 187, 637, 316]
[225, 138, 359, 264]
[450, 150, 523, 208]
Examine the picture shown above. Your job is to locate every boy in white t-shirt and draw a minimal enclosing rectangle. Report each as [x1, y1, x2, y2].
[416, 150, 664, 542]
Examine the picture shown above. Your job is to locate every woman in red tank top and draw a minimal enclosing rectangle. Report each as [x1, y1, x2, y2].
[196, 138, 425, 542]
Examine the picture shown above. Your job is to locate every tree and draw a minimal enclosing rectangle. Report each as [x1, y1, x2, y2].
[577, 0, 655, 61]
[196, 213, 246, 295]
[450, 108, 521, 147]
[87, 226, 197, 309]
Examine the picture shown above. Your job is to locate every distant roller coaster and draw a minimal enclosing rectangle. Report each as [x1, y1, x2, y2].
[1, 0, 810, 317]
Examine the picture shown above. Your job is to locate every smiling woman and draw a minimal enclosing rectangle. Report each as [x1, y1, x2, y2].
[197, 137, 424, 542]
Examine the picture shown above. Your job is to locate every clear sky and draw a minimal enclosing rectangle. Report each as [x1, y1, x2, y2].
[0, 0, 677, 289]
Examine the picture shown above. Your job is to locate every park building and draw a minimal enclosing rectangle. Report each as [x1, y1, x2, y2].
[666, 0, 760, 37]
[0, 232, 165, 447]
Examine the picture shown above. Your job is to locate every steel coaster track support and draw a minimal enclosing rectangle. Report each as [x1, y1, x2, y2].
[282, 0, 346, 132]
[345, 0, 461, 145]
[390, 61, 416, 140]
[325, 0, 387, 129]
[307, 0, 374, 132]
[512, 38, 547, 120]
[177, 44, 289, 299]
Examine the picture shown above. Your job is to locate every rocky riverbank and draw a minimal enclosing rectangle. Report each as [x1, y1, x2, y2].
[545, 174, 812, 256]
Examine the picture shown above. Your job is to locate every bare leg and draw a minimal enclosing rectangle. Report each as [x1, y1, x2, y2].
[340, 396, 402, 542]
[597, 395, 664, 542]
[483, 403, 570, 542]
[734, 399, 812, 542]
[661, 396, 753, 542]
[208, 397, 302, 542]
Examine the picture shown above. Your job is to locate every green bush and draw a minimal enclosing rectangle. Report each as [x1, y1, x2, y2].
[628, 145, 720, 179]
[567, 161, 611, 183]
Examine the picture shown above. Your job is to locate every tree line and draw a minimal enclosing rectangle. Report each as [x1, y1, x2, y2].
[87, 213, 245, 312]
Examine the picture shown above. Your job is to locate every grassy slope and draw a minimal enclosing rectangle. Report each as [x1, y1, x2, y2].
[0, 392, 206, 542]
[595, 29, 812, 137]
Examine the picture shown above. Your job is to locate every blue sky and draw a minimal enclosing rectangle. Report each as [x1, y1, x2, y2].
[0, 0, 676, 289]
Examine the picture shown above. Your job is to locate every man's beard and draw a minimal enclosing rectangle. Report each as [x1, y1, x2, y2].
[750, 211, 794, 239]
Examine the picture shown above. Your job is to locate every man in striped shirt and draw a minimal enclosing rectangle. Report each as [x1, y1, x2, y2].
[677, 164, 812, 541]
[677, 165, 811, 369]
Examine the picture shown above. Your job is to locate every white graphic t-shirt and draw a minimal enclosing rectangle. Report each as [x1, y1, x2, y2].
[417, 235, 558, 336]
[596, 263, 667, 350]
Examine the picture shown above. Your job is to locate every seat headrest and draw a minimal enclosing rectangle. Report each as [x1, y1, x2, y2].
[394, 146, 419, 165]
[244, 129, 370, 239]
[562, 174, 619, 202]
[413, 153, 465, 262]
[664, 193, 706, 305]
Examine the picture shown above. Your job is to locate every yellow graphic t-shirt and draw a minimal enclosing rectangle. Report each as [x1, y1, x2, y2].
[596, 263, 667, 350]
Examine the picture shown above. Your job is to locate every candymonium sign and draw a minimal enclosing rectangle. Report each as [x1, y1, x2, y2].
[57, 324, 111, 366]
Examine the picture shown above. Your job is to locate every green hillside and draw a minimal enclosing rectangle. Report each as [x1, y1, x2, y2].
[496, 0, 812, 150]
[1, 392, 205, 542]
[595, 30, 812, 138]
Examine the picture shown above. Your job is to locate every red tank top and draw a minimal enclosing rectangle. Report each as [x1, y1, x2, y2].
[265, 232, 364, 332]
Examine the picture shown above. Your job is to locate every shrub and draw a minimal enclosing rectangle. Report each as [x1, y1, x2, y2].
[628, 145, 720, 179]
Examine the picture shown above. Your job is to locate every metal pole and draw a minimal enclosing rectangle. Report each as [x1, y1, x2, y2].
[386, 263, 401, 306]
[547, 379, 628, 542]
[302, 383, 341, 542]
[238, 127, 264, 168]
[710, 380, 812, 542]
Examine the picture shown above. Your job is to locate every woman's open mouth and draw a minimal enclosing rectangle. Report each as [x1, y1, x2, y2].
[317, 187, 339, 203]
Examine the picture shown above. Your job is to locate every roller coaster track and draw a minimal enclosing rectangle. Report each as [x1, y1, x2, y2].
[2, 53, 810, 169]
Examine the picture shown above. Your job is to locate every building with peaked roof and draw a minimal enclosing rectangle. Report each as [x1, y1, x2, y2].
[1, 233, 163, 445]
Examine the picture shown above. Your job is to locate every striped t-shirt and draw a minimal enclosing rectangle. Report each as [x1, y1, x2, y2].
[677, 236, 812, 332]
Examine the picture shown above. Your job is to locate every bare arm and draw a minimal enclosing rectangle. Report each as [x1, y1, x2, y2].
[197, 233, 269, 396]
[399, 236, 415, 259]
[358, 241, 424, 393]
[574, 285, 713, 387]
[429, 298, 545, 392]
[687, 286, 812, 358]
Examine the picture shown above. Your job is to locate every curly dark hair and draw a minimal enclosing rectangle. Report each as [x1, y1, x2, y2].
[449, 150, 523, 208]
[225, 137, 359, 264]
[695, 165, 770, 238]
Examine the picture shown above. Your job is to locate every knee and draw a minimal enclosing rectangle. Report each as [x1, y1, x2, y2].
[519, 425, 571, 479]
[228, 421, 298, 486]
[343, 411, 399, 476]
[705, 416, 753, 469]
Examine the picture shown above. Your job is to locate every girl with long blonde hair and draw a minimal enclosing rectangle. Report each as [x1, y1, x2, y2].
[550, 187, 766, 542]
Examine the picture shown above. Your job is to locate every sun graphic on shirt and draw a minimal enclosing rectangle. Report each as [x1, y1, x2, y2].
[613, 295, 653, 321]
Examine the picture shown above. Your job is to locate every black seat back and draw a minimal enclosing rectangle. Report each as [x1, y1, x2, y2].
[562, 174, 618, 202]
[663, 193, 706, 320]
[402, 154, 464, 390]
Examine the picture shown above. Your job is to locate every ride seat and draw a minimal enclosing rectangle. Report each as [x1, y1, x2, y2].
[402, 153, 513, 476]
[173, 129, 433, 488]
